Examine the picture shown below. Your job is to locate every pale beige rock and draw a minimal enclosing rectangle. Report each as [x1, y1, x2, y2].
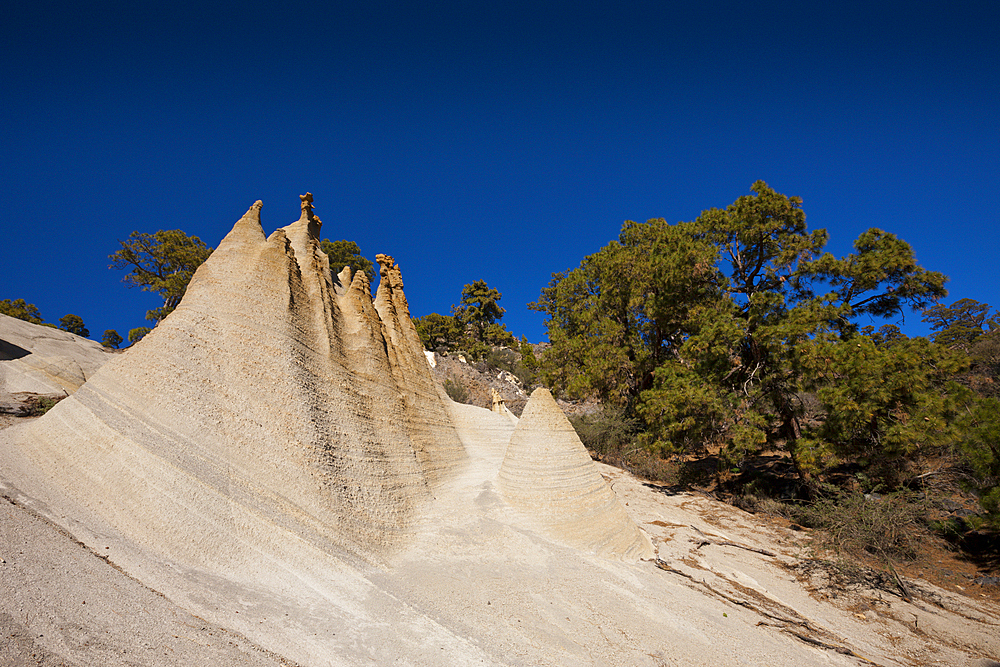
[489, 386, 518, 424]
[0, 199, 441, 567]
[2, 196, 996, 667]
[490, 387, 503, 413]
[0, 313, 115, 397]
[499, 387, 654, 560]
[374, 253, 467, 486]
[0, 198, 479, 665]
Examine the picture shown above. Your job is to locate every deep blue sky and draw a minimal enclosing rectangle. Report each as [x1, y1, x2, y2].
[3, 1, 998, 345]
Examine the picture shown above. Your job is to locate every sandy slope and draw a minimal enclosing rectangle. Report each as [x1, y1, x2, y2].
[4, 405, 998, 666]
[0, 492, 294, 667]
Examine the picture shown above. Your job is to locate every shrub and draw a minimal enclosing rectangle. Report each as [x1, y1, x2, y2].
[569, 406, 639, 456]
[794, 490, 927, 561]
[733, 494, 794, 519]
[510, 359, 535, 389]
[459, 339, 489, 363]
[568, 406, 677, 484]
[486, 347, 517, 373]
[23, 395, 61, 417]
[443, 376, 470, 404]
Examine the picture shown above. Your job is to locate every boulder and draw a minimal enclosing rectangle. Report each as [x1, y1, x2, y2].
[0, 314, 116, 413]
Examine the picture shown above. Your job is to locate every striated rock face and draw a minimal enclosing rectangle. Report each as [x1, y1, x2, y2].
[0, 196, 685, 667]
[499, 387, 654, 560]
[1, 198, 460, 566]
[373, 253, 467, 487]
[10, 197, 995, 667]
[0, 314, 116, 403]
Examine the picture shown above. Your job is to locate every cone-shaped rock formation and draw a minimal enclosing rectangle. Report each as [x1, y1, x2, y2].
[0, 197, 463, 569]
[5, 196, 994, 667]
[498, 387, 654, 560]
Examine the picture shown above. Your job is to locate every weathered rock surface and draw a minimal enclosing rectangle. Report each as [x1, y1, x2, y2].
[3, 199, 443, 565]
[499, 387, 654, 560]
[373, 253, 467, 486]
[2, 196, 997, 667]
[428, 350, 530, 415]
[0, 314, 116, 413]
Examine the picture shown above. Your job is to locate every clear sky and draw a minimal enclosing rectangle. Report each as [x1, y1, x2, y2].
[3, 1, 998, 345]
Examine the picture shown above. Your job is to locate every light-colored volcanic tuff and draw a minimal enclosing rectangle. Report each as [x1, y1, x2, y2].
[0, 313, 116, 409]
[2, 198, 447, 565]
[499, 387, 655, 560]
[3, 196, 996, 667]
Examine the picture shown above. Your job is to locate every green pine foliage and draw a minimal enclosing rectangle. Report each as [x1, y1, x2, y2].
[532, 181, 957, 485]
[922, 298, 999, 351]
[958, 398, 1000, 528]
[413, 280, 519, 364]
[455, 280, 506, 341]
[101, 329, 124, 349]
[793, 334, 971, 483]
[128, 327, 152, 344]
[0, 298, 44, 324]
[320, 239, 375, 284]
[58, 314, 89, 338]
[109, 230, 214, 324]
[413, 313, 464, 351]
[519, 336, 539, 376]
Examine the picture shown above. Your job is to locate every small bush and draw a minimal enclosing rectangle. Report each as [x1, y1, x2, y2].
[794, 490, 927, 561]
[569, 406, 678, 484]
[443, 376, 470, 404]
[486, 347, 517, 373]
[617, 451, 679, 485]
[478, 346, 536, 388]
[510, 359, 535, 389]
[569, 406, 639, 456]
[733, 494, 793, 519]
[459, 339, 489, 363]
[23, 395, 61, 417]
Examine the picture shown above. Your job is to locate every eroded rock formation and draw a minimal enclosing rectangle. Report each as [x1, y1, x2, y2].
[499, 387, 654, 560]
[0, 314, 116, 414]
[373, 253, 467, 486]
[0, 195, 680, 667]
[0, 198, 461, 567]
